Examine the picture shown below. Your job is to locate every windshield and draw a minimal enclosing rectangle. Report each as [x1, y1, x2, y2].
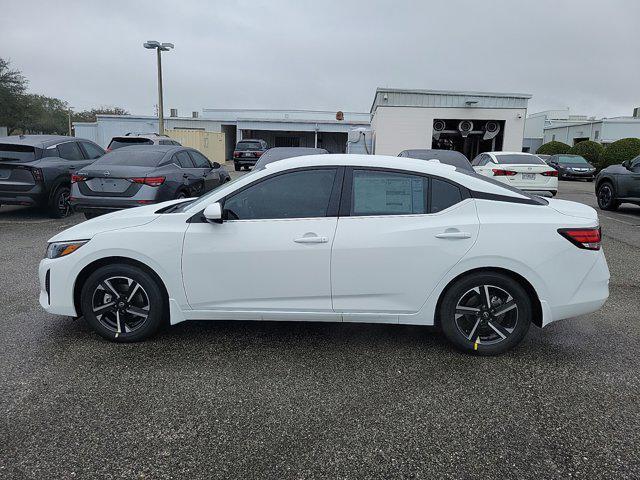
[236, 141, 262, 151]
[92, 150, 165, 167]
[494, 154, 545, 165]
[173, 168, 263, 213]
[0, 144, 37, 162]
[108, 138, 153, 150]
[556, 155, 589, 165]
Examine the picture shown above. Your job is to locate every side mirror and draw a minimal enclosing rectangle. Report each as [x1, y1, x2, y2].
[212, 162, 221, 169]
[203, 202, 223, 223]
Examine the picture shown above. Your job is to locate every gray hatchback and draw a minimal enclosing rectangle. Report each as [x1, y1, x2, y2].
[70, 145, 229, 218]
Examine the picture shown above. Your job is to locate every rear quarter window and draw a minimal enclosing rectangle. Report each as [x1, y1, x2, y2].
[431, 178, 462, 213]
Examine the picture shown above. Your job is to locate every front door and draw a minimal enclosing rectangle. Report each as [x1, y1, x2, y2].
[619, 156, 640, 199]
[182, 167, 341, 314]
[331, 169, 479, 319]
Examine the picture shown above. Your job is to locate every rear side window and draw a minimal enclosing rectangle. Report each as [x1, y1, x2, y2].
[80, 141, 105, 159]
[351, 170, 427, 216]
[189, 151, 211, 168]
[431, 178, 463, 213]
[175, 151, 194, 168]
[224, 169, 336, 220]
[0, 144, 37, 162]
[108, 138, 154, 150]
[57, 142, 84, 160]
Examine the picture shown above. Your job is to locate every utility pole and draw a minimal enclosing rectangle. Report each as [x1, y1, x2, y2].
[67, 108, 73, 136]
[143, 41, 174, 136]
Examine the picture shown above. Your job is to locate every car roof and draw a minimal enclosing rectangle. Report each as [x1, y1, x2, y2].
[0, 134, 76, 148]
[263, 154, 531, 199]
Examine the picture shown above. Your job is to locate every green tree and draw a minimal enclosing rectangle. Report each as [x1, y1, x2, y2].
[568, 140, 604, 167]
[73, 106, 129, 123]
[600, 138, 640, 168]
[536, 141, 572, 155]
[0, 57, 28, 134]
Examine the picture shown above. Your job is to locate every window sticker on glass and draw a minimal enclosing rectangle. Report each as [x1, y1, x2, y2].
[352, 170, 426, 215]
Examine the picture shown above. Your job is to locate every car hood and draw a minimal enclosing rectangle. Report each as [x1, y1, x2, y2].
[48, 199, 186, 242]
[547, 198, 598, 221]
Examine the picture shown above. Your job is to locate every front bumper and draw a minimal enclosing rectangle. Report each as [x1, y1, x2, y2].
[39, 256, 78, 317]
[559, 170, 595, 180]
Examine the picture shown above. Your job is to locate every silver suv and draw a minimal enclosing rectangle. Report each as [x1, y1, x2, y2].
[107, 133, 181, 151]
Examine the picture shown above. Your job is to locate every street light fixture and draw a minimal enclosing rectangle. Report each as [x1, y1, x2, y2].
[143, 40, 174, 135]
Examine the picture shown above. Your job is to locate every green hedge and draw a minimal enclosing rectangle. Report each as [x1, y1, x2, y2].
[568, 140, 604, 167]
[536, 141, 571, 155]
[600, 138, 640, 168]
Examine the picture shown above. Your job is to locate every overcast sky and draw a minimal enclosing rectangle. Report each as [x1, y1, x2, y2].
[2, 0, 639, 118]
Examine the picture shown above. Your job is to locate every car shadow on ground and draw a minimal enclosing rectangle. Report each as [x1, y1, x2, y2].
[0, 204, 82, 222]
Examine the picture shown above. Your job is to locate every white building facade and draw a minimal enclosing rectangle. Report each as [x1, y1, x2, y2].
[370, 88, 530, 158]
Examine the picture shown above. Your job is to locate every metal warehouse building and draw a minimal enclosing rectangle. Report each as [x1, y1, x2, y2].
[74, 109, 370, 160]
[370, 88, 531, 158]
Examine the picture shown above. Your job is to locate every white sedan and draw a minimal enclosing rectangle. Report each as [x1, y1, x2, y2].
[38, 154, 609, 355]
[471, 151, 559, 196]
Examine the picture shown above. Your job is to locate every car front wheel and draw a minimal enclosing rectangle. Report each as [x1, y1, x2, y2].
[439, 272, 532, 355]
[597, 182, 619, 211]
[80, 264, 166, 342]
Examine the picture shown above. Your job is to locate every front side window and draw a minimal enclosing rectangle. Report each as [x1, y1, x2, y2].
[57, 142, 84, 160]
[351, 170, 427, 216]
[223, 168, 336, 220]
[189, 151, 211, 168]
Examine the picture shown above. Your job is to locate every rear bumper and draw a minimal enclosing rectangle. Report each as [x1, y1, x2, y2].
[0, 185, 46, 206]
[70, 197, 155, 213]
[234, 159, 258, 166]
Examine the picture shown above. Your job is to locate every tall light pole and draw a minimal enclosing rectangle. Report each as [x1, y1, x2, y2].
[143, 40, 174, 135]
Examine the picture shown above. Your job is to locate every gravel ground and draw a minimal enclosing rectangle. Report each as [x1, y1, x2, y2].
[1, 176, 638, 479]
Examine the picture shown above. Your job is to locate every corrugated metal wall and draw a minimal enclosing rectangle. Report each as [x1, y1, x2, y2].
[167, 129, 226, 164]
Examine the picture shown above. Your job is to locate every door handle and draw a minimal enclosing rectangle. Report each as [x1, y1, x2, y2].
[294, 236, 328, 244]
[435, 230, 472, 239]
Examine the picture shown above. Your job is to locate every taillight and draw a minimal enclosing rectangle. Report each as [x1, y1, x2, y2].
[492, 169, 517, 176]
[233, 151, 240, 158]
[31, 168, 44, 182]
[254, 151, 263, 157]
[71, 174, 86, 183]
[106, 147, 112, 152]
[558, 227, 601, 250]
[130, 176, 165, 187]
[541, 170, 558, 177]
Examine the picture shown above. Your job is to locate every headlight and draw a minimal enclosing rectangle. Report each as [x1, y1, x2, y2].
[46, 240, 89, 259]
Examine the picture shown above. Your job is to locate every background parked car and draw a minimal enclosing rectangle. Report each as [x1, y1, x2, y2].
[70, 145, 229, 218]
[107, 133, 181, 151]
[0, 135, 105, 217]
[595, 154, 640, 210]
[254, 147, 329, 169]
[547, 154, 596, 181]
[233, 139, 268, 171]
[471, 151, 558, 196]
[537, 154, 551, 164]
[398, 149, 473, 172]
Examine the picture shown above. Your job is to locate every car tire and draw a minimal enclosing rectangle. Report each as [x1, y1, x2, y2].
[84, 212, 101, 220]
[234, 163, 240, 171]
[176, 190, 187, 199]
[550, 191, 557, 197]
[597, 181, 620, 211]
[80, 264, 166, 342]
[49, 185, 72, 218]
[439, 272, 532, 356]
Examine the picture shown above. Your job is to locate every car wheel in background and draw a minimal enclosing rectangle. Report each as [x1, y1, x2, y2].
[80, 264, 166, 342]
[439, 272, 532, 355]
[597, 182, 619, 211]
[234, 163, 240, 171]
[176, 191, 187, 199]
[49, 185, 72, 218]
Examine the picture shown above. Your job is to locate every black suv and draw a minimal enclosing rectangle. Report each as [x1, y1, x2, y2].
[233, 139, 268, 171]
[595, 154, 640, 210]
[0, 135, 105, 217]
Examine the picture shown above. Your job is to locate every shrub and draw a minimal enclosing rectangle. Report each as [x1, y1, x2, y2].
[600, 138, 640, 168]
[568, 140, 604, 167]
[536, 141, 571, 156]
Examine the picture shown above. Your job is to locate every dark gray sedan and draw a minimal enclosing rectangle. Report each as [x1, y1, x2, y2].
[398, 149, 473, 172]
[70, 145, 229, 219]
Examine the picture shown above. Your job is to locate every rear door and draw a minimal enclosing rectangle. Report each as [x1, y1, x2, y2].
[331, 168, 479, 321]
[188, 150, 221, 192]
[174, 151, 202, 196]
[619, 156, 640, 199]
[55, 141, 91, 172]
[79, 141, 105, 161]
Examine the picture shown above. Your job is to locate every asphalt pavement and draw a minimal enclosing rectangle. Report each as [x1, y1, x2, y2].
[1, 175, 638, 479]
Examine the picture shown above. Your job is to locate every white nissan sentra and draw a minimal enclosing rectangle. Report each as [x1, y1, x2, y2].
[38, 154, 609, 355]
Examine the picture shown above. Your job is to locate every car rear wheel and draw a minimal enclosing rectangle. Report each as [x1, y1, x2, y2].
[80, 264, 166, 342]
[597, 182, 619, 211]
[439, 272, 532, 355]
[49, 185, 72, 218]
